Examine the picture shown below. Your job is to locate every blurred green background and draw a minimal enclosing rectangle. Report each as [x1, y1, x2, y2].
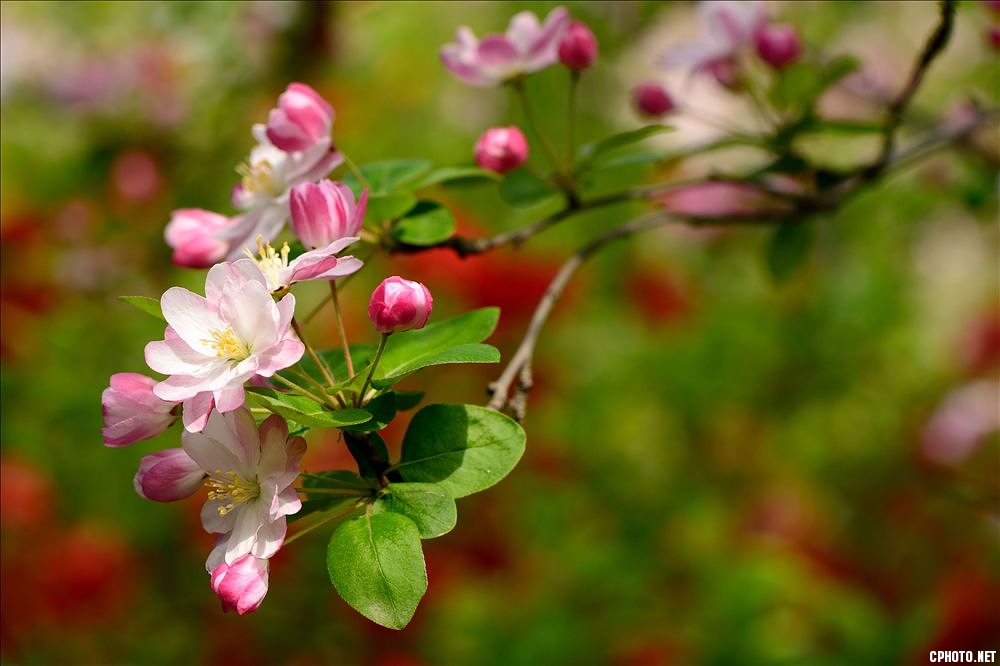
[1, 1, 998, 665]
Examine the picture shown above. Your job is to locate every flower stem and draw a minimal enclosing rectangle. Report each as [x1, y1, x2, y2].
[271, 373, 337, 409]
[566, 70, 580, 172]
[511, 80, 564, 179]
[356, 333, 389, 408]
[343, 154, 372, 191]
[284, 500, 363, 546]
[329, 281, 355, 378]
[291, 318, 337, 387]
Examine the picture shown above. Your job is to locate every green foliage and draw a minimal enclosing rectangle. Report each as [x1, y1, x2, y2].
[765, 222, 815, 284]
[394, 404, 526, 498]
[373, 482, 458, 539]
[327, 511, 427, 630]
[344, 159, 433, 194]
[365, 192, 418, 224]
[247, 388, 372, 429]
[391, 200, 456, 246]
[414, 165, 501, 188]
[118, 295, 165, 322]
[499, 167, 561, 208]
[577, 124, 674, 172]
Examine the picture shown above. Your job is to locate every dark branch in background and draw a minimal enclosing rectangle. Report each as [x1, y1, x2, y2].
[394, 0, 986, 420]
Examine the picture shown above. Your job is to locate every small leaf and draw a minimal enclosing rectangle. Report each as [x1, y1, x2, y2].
[373, 344, 499, 389]
[765, 222, 814, 284]
[118, 296, 165, 322]
[343, 159, 433, 195]
[365, 193, 417, 224]
[374, 483, 457, 539]
[391, 201, 456, 246]
[351, 392, 397, 432]
[413, 166, 501, 189]
[393, 391, 425, 411]
[395, 404, 526, 498]
[328, 511, 427, 630]
[295, 472, 371, 522]
[579, 125, 673, 162]
[247, 388, 372, 429]
[374, 308, 501, 386]
[499, 168, 561, 208]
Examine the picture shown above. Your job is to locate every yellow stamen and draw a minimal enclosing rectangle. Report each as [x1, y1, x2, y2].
[243, 236, 291, 290]
[202, 328, 252, 362]
[237, 159, 283, 197]
[205, 470, 260, 516]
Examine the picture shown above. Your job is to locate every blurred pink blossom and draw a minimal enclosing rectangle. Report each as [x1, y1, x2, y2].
[441, 7, 570, 86]
[164, 209, 237, 269]
[558, 20, 598, 71]
[660, 1, 768, 73]
[921, 380, 1000, 465]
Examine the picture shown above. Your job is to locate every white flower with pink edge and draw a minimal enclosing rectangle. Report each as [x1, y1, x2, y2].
[144, 259, 304, 421]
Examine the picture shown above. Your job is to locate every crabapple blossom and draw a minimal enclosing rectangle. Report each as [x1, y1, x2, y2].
[440, 7, 570, 86]
[632, 83, 675, 118]
[475, 126, 529, 174]
[164, 209, 236, 269]
[101, 372, 178, 447]
[558, 20, 598, 71]
[211, 554, 269, 615]
[221, 83, 344, 258]
[183, 409, 305, 565]
[660, 0, 768, 73]
[755, 23, 802, 69]
[144, 259, 303, 417]
[265, 82, 334, 154]
[244, 236, 364, 293]
[133, 448, 205, 502]
[368, 276, 433, 334]
[289, 180, 368, 249]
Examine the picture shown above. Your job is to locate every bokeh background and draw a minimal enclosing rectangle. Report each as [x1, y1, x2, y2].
[1, 1, 998, 664]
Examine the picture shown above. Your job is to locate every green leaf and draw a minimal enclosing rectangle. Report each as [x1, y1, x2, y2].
[327, 511, 427, 630]
[765, 223, 814, 284]
[365, 193, 417, 224]
[351, 392, 397, 432]
[394, 404, 526, 498]
[118, 295, 165, 322]
[499, 168, 561, 208]
[771, 63, 824, 111]
[374, 483, 457, 539]
[344, 159, 432, 195]
[391, 201, 456, 246]
[393, 390, 425, 411]
[373, 308, 501, 388]
[579, 125, 673, 163]
[413, 165, 501, 189]
[247, 388, 372, 429]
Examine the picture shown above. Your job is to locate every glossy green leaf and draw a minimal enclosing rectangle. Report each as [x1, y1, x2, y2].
[413, 165, 501, 189]
[351, 392, 397, 432]
[295, 471, 371, 522]
[247, 388, 372, 429]
[374, 482, 457, 539]
[391, 201, 456, 246]
[364, 193, 417, 224]
[118, 295, 165, 322]
[373, 308, 501, 387]
[395, 404, 526, 498]
[765, 222, 814, 284]
[327, 511, 427, 630]
[499, 168, 561, 208]
[343, 159, 432, 195]
[393, 390, 425, 411]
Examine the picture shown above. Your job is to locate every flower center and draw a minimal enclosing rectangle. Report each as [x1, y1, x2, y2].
[203, 328, 253, 362]
[205, 470, 260, 516]
[237, 159, 283, 197]
[245, 236, 290, 291]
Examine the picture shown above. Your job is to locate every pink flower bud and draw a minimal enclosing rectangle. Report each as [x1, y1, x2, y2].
[134, 448, 205, 502]
[755, 24, 802, 70]
[474, 126, 529, 174]
[265, 83, 334, 153]
[211, 554, 269, 615]
[989, 25, 1000, 51]
[102, 373, 178, 447]
[368, 276, 433, 334]
[632, 83, 675, 118]
[289, 180, 367, 249]
[558, 20, 598, 71]
[164, 209, 233, 269]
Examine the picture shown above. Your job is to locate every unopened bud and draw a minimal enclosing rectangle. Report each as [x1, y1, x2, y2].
[755, 24, 802, 70]
[368, 276, 433, 334]
[632, 83, 675, 118]
[558, 21, 598, 71]
[474, 126, 529, 174]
